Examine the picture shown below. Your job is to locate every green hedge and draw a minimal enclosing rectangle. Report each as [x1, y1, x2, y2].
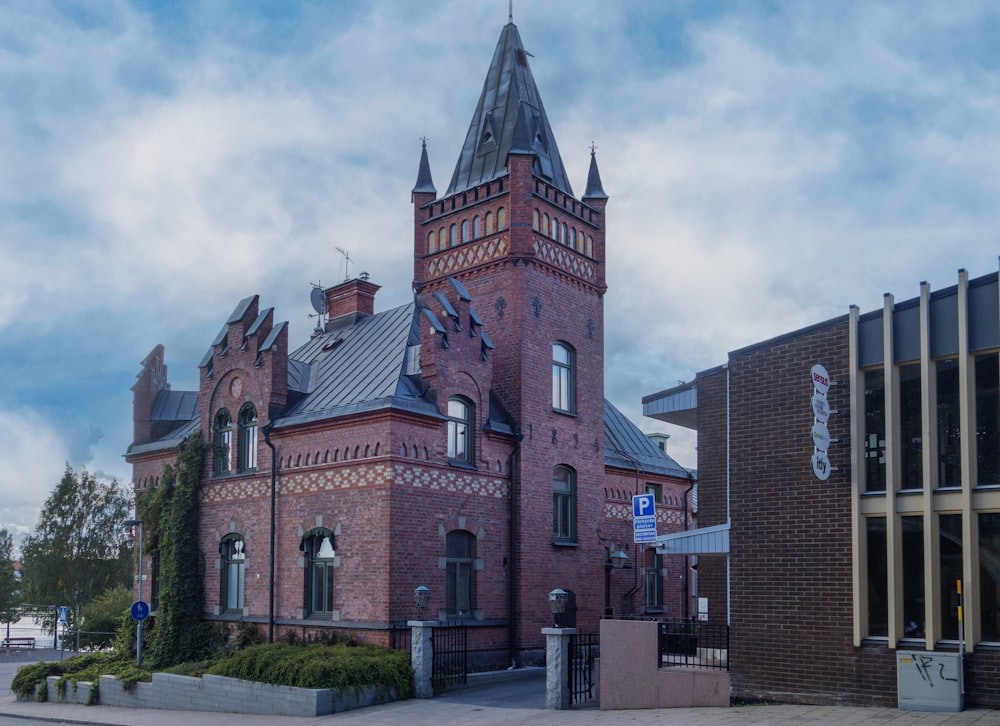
[207, 642, 413, 697]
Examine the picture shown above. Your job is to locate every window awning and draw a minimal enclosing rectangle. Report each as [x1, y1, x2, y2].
[654, 521, 730, 555]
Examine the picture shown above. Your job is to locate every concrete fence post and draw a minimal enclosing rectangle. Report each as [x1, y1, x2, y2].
[409, 620, 436, 699]
[542, 627, 575, 709]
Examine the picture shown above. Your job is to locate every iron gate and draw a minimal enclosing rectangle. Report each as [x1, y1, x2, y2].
[568, 632, 599, 704]
[431, 623, 468, 694]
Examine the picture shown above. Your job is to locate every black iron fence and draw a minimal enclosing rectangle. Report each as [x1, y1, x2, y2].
[431, 622, 468, 694]
[657, 618, 729, 670]
[568, 632, 599, 704]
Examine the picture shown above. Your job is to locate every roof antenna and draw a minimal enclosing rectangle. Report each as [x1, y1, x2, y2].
[335, 246, 354, 282]
[509, 0, 513, 23]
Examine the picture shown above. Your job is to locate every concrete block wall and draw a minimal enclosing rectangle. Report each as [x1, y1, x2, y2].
[39, 673, 399, 716]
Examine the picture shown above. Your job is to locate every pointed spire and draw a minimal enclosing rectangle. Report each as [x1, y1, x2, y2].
[412, 137, 436, 196]
[583, 144, 608, 201]
[446, 22, 573, 197]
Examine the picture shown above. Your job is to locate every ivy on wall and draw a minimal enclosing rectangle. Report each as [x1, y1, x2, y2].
[137, 432, 221, 668]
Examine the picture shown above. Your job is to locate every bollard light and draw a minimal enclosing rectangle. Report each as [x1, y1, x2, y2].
[548, 588, 568, 627]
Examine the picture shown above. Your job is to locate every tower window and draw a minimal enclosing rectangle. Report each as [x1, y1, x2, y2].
[221, 534, 245, 611]
[447, 396, 474, 463]
[461, 219, 470, 243]
[497, 207, 506, 231]
[428, 231, 436, 254]
[449, 224, 457, 247]
[473, 215, 481, 238]
[446, 530, 475, 617]
[303, 528, 336, 615]
[553, 465, 577, 543]
[238, 403, 258, 472]
[485, 212, 494, 234]
[533, 209, 540, 232]
[213, 409, 232, 475]
[552, 342, 576, 414]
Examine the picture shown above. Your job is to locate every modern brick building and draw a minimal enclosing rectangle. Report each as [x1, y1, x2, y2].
[126, 19, 693, 668]
[644, 268, 1000, 707]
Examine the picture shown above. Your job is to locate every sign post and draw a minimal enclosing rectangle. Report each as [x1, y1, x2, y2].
[633, 494, 657, 544]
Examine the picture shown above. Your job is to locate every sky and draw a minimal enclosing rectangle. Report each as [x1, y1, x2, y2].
[3, 0, 1000, 545]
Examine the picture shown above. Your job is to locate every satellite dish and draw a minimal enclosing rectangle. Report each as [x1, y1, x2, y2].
[310, 287, 327, 315]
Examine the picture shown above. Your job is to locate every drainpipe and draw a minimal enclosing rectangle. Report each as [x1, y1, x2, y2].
[507, 427, 522, 668]
[683, 472, 695, 619]
[262, 421, 277, 643]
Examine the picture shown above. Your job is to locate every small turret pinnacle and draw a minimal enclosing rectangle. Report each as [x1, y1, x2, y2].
[412, 137, 436, 196]
[583, 143, 608, 201]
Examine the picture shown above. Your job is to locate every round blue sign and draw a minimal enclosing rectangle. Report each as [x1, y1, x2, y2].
[130, 600, 150, 621]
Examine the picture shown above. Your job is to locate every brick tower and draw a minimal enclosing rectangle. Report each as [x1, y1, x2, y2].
[412, 20, 611, 645]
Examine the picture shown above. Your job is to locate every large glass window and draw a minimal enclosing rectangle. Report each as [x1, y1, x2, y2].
[221, 534, 245, 611]
[304, 529, 335, 615]
[901, 516, 924, 638]
[980, 513, 1000, 642]
[866, 517, 887, 637]
[447, 397, 473, 463]
[445, 531, 474, 617]
[864, 369, 887, 492]
[939, 514, 963, 640]
[899, 363, 923, 489]
[937, 358, 961, 488]
[552, 342, 575, 413]
[238, 403, 258, 472]
[644, 548, 663, 610]
[553, 465, 576, 542]
[213, 409, 232, 475]
[975, 354, 1000, 486]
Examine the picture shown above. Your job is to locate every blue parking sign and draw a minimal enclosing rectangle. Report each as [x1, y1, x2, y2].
[633, 494, 657, 543]
[633, 494, 655, 518]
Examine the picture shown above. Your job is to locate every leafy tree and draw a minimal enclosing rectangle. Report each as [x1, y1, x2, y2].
[0, 528, 20, 625]
[80, 585, 132, 650]
[20, 466, 132, 624]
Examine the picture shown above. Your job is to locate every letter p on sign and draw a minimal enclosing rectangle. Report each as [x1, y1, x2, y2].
[633, 494, 655, 518]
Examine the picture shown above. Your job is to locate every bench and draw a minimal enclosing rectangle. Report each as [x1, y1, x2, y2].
[2, 637, 36, 649]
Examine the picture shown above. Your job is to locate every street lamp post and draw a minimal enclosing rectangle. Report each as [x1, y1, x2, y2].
[124, 519, 144, 667]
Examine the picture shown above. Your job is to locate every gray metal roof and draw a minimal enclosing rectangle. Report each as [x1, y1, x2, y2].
[604, 399, 691, 479]
[150, 389, 198, 422]
[446, 22, 573, 197]
[126, 416, 198, 456]
[276, 303, 440, 428]
[642, 378, 698, 430]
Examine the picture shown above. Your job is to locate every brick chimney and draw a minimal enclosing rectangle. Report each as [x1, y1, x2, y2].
[325, 275, 380, 331]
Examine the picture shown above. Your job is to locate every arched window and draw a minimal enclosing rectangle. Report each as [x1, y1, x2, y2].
[561, 222, 567, 245]
[569, 228, 577, 250]
[447, 396, 474, 463]
[497, 207, 506, 230]
[552, 342, 576, 413]
[439, 228, 447, 249]
[542, 213, 549, 237]
[550, 216, 558, 239]
[428, 231, 436, 254]
[532, 209, 540, 231]
[221, 534, 245, 611]
[238, 403, 258, 472]
[644, 548, 663, 610]
[586, 235, 593, 257]
[485, 212, 494, 234]
[213, 409, 232, 475]
[473, 215, 481, 238]
[449, 224, 457, 247]
[553, 465, 576, 542]
[303, 528, 336, 615]
[446, 530, 475, 617]
[461, 219, 470, 242]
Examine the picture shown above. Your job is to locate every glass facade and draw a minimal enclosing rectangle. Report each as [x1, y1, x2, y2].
[936, 358, 961, 488]
[901, 516, 924, 638]
[939, 514, 963, 640]
[976, 354, 1000, 486]
[864, 369, 886, 492]
[899, 363, 923, 490]
[866, 517, 888, 637]
[980, 513, 1000, 642]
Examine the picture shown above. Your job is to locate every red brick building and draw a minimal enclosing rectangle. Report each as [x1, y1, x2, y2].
[126, 19, 693, 668]
[645, 268, 1000, 707]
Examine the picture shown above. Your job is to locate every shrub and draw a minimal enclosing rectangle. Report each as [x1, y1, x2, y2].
[207, 642, 413, 698]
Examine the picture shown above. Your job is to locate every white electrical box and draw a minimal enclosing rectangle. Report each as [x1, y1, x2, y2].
[897, 651, 963, 712]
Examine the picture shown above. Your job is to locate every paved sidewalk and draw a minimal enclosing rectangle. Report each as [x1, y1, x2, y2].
[2, 651, 999, 725]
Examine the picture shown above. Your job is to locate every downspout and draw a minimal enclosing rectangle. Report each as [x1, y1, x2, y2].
[683, 472, 695, 619]
[507, 427, 522, 668]
[262, 421, 277, 643]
